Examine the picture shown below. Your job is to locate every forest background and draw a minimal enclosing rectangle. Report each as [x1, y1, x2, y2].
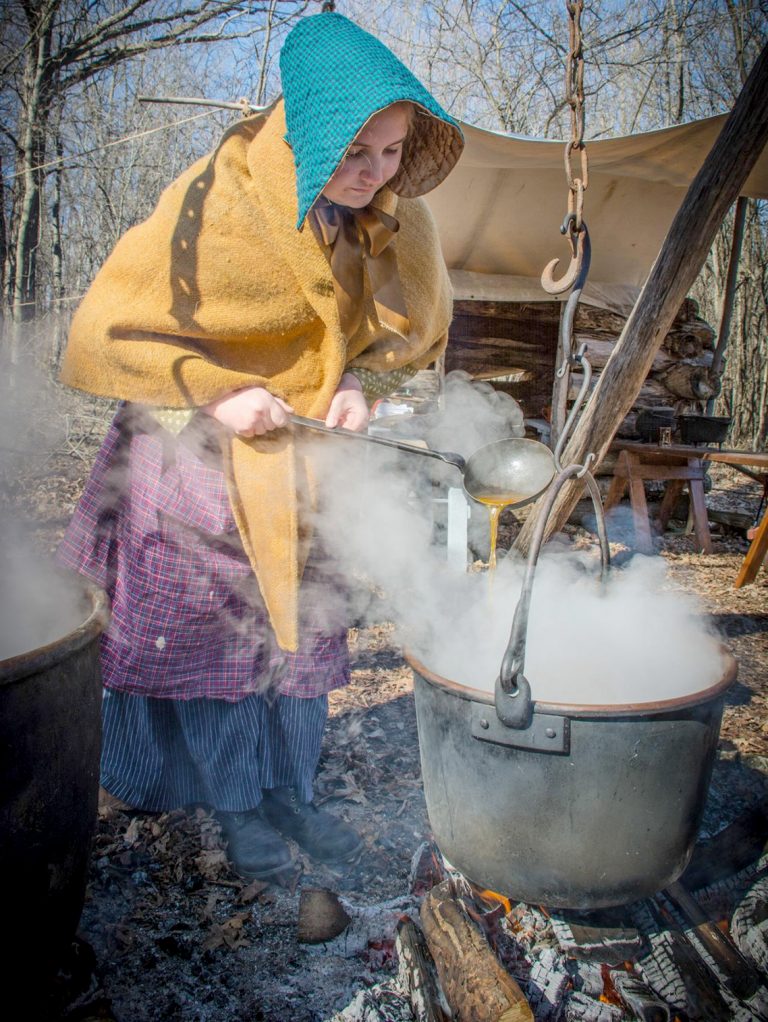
[1, 0, 767, 449]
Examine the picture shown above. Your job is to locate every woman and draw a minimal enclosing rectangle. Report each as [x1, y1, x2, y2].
[58, 11, 463, 881]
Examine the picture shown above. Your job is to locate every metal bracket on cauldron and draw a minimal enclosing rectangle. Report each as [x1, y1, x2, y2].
[471, 701, 570, 754]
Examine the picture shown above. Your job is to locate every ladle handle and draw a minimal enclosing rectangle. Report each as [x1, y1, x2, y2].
[289, 415, 466, 472]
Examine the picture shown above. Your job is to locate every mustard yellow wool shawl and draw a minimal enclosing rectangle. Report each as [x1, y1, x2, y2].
[60, 102, 453, 650]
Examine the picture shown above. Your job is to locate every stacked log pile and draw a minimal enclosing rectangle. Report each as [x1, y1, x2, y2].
[445, 297, 717, 436]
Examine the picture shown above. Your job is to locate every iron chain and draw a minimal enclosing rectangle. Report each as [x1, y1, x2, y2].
[564, 0, 588, 229]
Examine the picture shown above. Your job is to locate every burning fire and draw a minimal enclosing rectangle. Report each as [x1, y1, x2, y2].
[599, 963, 626, 1007]
[474, 887, 514, 916]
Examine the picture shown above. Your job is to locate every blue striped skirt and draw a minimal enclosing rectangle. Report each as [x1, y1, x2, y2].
[101, 689, 328, 812]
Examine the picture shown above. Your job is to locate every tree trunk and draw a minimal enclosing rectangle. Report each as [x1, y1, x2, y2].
[514, 41, 768, 555]
[715, 201, 768, 450]
[0, 153, 7, 322]
[51, 131, 65, 368]
[11, 3, 55, 351]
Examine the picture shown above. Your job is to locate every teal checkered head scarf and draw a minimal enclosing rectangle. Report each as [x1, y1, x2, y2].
[280, 12, 464, 228]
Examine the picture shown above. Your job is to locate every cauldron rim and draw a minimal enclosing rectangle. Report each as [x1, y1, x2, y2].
[1, 576, 109, 686]
[404, 645, 737, 718]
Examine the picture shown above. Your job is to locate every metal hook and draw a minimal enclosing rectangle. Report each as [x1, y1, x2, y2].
[541, 213, 588, 296]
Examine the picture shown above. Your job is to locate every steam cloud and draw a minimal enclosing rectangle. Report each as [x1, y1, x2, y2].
[308, 374, 725, 706]
[0, 331, 94, 661]
[1, 354, 726, 705]
[0, 530, 89, 661]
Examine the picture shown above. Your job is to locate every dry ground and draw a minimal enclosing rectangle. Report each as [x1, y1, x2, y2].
[3, 424, 767, 1022]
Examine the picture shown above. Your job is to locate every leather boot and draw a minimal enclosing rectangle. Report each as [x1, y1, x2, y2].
[216, 808, 294, 880]
[98, 786, 133, 812]
[261, 787, 363, 864]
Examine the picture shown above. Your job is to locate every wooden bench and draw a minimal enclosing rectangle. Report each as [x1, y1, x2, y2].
[608, 441, 768, 586]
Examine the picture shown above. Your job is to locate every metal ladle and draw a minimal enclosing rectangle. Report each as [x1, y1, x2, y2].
[290, 415, 556, 508]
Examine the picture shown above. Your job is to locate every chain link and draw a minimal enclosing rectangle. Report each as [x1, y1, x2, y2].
[541, 1, 590, 295]
[564, 0, 588, 229]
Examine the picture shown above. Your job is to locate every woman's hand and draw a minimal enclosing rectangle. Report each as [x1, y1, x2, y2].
[202, 386, 294, 437]
[325, 373, 369, 432]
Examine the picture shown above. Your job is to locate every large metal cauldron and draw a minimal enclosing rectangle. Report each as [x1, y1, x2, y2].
[409, 653, 736, 910]
[0, 580, 108, 983]
[408, 464, 737, 910]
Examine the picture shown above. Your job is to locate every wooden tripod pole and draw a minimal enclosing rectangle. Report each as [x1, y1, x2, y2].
[513, 41, 768, 556]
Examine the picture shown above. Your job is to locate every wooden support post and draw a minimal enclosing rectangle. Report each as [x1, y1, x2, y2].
[514, 42, 768, 556]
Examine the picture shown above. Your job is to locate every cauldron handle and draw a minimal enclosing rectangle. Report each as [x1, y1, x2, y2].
[495, 464, 610, 729]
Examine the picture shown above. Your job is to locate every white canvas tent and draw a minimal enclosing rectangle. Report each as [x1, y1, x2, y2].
[426, 113, 768, 312]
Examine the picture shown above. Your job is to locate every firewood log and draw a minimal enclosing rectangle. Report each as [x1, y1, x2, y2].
[634, 899, 733, 1020]
[664, 881, 763, 1001]
[658, 363, 722, 400]
[663, 326, 715, 358]
[420, 881, 533, 1022]
[571, 363, 718, 407]
[681, 799, 768, 892]
[574, 336, 713, 375]
[445, 334, 555, 381]
[396, 919, 451, 1022]
[562, 991, 624, 1020]
[610, 971, 671, 1021]
[409, 842, 449, 897]
[446, 306, 717, 426]
[731, 875, 768, 975]
[573, 304, 627, 336]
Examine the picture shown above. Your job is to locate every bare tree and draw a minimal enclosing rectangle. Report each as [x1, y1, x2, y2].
[2, 0, 766, 443]
[1, 0, 308, 352]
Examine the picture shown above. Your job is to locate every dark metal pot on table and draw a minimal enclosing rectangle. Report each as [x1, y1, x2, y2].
[678, 414, 732, 446]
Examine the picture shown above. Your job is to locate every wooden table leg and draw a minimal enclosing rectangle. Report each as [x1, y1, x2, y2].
[735, 509, 768, 588]
[604, 450, 629, 512]
[658, 479, 685, 532]
[688, 460, 713, 554]
[625, 453, 654, 554]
